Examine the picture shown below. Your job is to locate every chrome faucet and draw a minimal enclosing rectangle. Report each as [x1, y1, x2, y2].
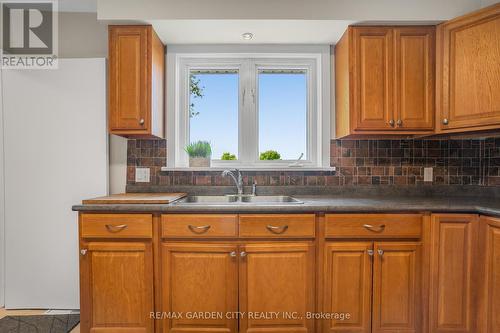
[222, 169, 244, 195]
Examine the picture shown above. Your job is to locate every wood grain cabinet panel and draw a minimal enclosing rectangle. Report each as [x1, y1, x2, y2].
[161, 214, 238, 238]
[81, 213, 153, 239]
[161, 243, 239, 333]
[325, 214, 422, 239]
[478, 216, 500, 333]
[394, 27, 435, 130]
[109, 25, 164, 137]
[79, 242, 154, 333]
[372, 242, 421, 333]
[335, 26, 435, 137]
[437, 4, 500, 133]
[239, 214, 315, 238]
[323, 242, 372, 333]
[352, 27, 394, 131]
[429, 214, 479, 333]
[239, 242, 315, 333]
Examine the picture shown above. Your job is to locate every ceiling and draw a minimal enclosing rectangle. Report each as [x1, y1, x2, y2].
[58, 0, 488, 44]
[149, 20, 354, 44]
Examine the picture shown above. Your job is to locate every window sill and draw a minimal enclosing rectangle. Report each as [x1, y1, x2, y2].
[160, 166, 336, 172]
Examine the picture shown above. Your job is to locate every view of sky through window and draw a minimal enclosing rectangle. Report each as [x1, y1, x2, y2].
[258, 71, 307, 160]
[189, 71, 239, 160]
[189, 69, 307, 161]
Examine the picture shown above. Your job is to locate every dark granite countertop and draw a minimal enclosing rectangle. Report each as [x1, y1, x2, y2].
[72, 195, 500, 217]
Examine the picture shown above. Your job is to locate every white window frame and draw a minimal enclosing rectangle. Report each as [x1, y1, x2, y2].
[168, 53, 329, 169]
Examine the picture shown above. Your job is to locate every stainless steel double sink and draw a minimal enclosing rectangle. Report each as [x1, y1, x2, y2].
[175, 195, 303, 205]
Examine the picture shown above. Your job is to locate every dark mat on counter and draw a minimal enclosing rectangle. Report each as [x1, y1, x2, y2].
[0, 314, 79, 333]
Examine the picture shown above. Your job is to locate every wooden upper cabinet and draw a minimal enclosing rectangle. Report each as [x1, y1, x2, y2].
[352, 27, 394, 131]
[323, 242, 372, 333]
[477, 216, 500, 333]
[436, 4, 500, 133]
[239, 242, 315, 333]
[161, 243, 238, 333]
[335, 26, 435, 137]
[372, 242, 421, 333]
[109, 25, 165, 138]
[79, 241, 154, 333]
[394, 27, 435, 130]
[429, 214, 479, 333]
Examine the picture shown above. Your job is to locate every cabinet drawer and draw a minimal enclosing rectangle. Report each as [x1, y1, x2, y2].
[326, 214, 422, 239]
[80, 214, 153, 239]
[161, 214, 238, 238]
[239, 214, 315, 238]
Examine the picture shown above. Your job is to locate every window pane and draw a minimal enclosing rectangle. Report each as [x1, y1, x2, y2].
[258, 70, 307, 160]
[189, 70, 239, 160]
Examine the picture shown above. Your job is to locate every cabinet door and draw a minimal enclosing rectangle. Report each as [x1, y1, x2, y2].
[429, 214, 479, 333]
[372, 242, 421, 333]
[478, 216, 500, 333]
[161, 243, 238, 333]
[438, 6, 500, 131]
[352, 27, 394, 131]
[239, 242, 315, 333]
[323, 242, 372, 333]
[394, 27, 435, 130]
[80, 241, 154, 333]
[109, 26, 150, 133]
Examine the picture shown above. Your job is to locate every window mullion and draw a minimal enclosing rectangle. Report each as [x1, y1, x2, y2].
[248, 60, 258, 164]
[239, 60, 257, 165]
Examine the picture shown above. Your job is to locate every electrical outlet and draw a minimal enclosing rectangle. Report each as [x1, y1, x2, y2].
[135, 167, 150, 183]
[424, 167, 433, 182]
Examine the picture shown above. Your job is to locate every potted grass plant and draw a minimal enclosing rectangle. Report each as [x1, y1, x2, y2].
[185, 141, 212, 167]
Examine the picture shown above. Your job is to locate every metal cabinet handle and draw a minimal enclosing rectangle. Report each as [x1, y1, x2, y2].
[442, 118, 449, 125]
[105, 224, 128, 233]
[378, 249, 384, 256]
[80, 249, 87, 256]
[240, 251, 247, 257]
[187, 225, 211, 234]
[363, 224, 386, 233]
[388, 119, 395, 127]
[139, 118, 145, 125]
[266, 225, 289, 234]
[396, 119, 403, 127]
[230, 251, 237, 258]
[367, 249, 374, 256]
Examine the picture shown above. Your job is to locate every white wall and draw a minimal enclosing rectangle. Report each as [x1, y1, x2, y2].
[3, 59, 107, 309]
[59, 12, 108, 58]
[109, 135, 127, 194]
[0, 66, 5, 307]
[481, 0, 499, 7]
[58, 12, 128, 194]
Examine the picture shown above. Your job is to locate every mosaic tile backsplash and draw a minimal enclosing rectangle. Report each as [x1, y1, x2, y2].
[127, 138, 500, 187]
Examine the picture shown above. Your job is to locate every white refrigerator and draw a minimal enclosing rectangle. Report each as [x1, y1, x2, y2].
[1, 58, 108, 309]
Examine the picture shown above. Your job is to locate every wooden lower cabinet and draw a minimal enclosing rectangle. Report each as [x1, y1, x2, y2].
[239, 243, 315, 333]
[78, 212, 500, 333]
[160, 242, 315, 333]
[161, 243, 239, 333]
[79, 241, 154, 333]
[478, 216, 500, 333]
[429, 214, 479, 333]
[323, 242, 373, 333]
[372, 243, 421, 333]
[323, 242, 421, 333]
